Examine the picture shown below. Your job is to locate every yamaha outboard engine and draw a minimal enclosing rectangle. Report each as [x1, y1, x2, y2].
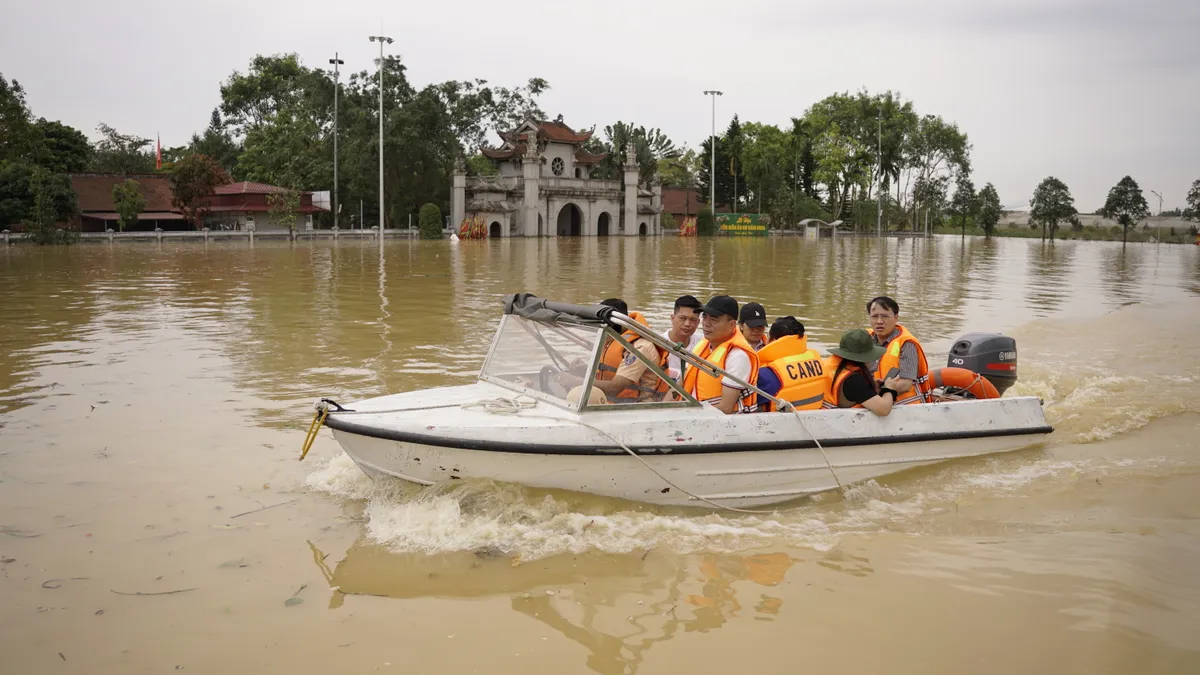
[946, 333, 1018, 395]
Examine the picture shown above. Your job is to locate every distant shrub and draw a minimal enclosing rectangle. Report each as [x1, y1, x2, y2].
[419, 203, 442, 240]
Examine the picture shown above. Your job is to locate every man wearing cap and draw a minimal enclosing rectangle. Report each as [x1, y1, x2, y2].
[682, 295, 760, 414]
[738, 302, 770, 351]
[661, 295, 703, 383]
[822, 328, 904, 416]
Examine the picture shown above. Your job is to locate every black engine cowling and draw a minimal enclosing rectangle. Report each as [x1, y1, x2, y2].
[946, 332, 1018, 395]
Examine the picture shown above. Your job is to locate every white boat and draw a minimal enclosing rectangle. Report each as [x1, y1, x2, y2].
[312, 294, 1053, 510]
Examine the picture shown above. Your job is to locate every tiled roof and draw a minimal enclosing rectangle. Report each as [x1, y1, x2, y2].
[212, 181, 293, 195]
[481, 146, 523, 160]
[574, 149, 606, 166]
[69, 174, 178, 213]
[498, 120, 594, 146]
[537, 120, 594, 144]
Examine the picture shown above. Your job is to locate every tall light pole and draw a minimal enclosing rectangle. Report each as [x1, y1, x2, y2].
[876, 107, 883, 237]
[1150, 189, 1163, 216]
[703, 90, 723, 213]
[329, 53, 344, 230]
[368, 35, 393, 231]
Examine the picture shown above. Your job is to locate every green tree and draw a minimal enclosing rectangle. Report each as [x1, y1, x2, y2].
[1100, 175, 1150, 244]
[586, 121, 680, 185]
[696, 207, 715, 236]
[0, 75, 34, 161]
[1029, 176, 1076, 242]
[465, 154, 499, 176]
[170, 153, 230, 229]
[266, 188, 301, 233]
[661, 212, 677, 229]
[768, 190, 830, 229]
[111, 179, 145, 232]
[656, 148, 700, 187]
[24, 167, 78, 244]
[90, 123, 154, 175]
[741, 122, 790, 213]
[976, 183, 1002, 238]
[1183, 178, 1200, 222]
[418, 202, 442, 239]
[0, 161, 34, 228]
[33, 120, 92, 173]
[188, 109, 241, 174]
[949, 172, 977, 236]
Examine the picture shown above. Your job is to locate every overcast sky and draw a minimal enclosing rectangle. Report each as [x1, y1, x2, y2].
[3, 0, 1197, 211]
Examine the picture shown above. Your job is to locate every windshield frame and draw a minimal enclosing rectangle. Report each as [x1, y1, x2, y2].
[477, 315, 702, 412]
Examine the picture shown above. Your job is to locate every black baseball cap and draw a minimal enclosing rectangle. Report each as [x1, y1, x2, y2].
[739, 302, 768, 328]
[700, 295, 738, 319]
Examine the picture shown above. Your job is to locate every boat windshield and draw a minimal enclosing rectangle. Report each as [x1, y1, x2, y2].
[480, 315, 604, 406]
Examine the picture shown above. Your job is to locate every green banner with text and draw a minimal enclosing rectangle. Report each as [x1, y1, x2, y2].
[716, 213, 769, 236]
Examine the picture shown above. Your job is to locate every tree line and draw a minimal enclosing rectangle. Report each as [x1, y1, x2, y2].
[4, 58, 1200, 243]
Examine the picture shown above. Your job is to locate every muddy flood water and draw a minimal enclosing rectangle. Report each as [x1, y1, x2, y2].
[2, 236, 1199, 674]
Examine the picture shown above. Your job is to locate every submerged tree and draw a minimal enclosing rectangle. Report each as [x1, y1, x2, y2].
[111, 179, 145, 232]
[1029, 176, 1075, 242]
[170, 153, 230, 229]
[1101, 176, 1150, 244]
[976, 183, 1002, 238]
[948, 172, 976, 237]
[1182, 178, 1200, 222]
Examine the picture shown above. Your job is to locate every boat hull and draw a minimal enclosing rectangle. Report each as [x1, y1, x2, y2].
[323, 384, 1052, 509]
[331, 428, 1049, 509]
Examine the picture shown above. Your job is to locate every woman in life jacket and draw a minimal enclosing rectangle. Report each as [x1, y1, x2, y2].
[821, 329, 905, 416]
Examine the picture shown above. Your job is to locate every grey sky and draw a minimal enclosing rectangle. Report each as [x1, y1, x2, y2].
[4, 0, 1197, 211]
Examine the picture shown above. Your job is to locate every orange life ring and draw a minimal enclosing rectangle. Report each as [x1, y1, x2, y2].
[929, 367, 1000, 400]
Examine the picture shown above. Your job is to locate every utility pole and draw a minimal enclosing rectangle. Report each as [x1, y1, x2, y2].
[368, 35, 393, 232]
[329, 53, 344, 230]
[1150, 189, 1163, 216]
[703, 90, 723, 214]
[876, 107, 883, 237]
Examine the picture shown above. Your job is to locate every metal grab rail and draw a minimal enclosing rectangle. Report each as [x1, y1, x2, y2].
[606, 312, 794, 413]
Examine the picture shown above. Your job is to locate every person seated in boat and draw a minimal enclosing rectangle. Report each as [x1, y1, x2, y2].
[865, 296, 932, 405]
[558, 298, 670, 402]
[683, 295, 759, 414]
[823, 329, 904, 416]
[661, 295, 703, 383]
[738, 302, 769, 351]
[754, 316, 829, 412]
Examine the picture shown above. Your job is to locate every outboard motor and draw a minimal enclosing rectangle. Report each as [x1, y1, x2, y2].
[946, 333, 1018, 395]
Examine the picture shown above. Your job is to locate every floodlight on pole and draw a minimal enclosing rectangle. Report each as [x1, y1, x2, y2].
[369, 35, 394, 232]
[703, 90, 723, 214]
[329, 53, 344, 230]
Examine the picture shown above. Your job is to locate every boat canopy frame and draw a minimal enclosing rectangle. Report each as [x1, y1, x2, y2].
[488, 293, 793, 413]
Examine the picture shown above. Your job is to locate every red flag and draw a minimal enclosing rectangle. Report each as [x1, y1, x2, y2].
[156, 134, 162, 170]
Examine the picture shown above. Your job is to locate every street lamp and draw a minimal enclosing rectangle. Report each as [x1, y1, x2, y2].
[1150, 189, 1163, 216]
[329, 53, 344, 230]
[368, 35, 394, 232]
[703, 90, 723, 213]
[876, 107, 883, 237]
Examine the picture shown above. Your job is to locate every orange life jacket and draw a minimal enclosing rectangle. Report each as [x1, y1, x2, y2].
[682, 330, 759, 411]
[869, 324, 931, 405]
[597, 312, 670, 402]
[757, 335, 829, 412]
[821, 355, 873, 409]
